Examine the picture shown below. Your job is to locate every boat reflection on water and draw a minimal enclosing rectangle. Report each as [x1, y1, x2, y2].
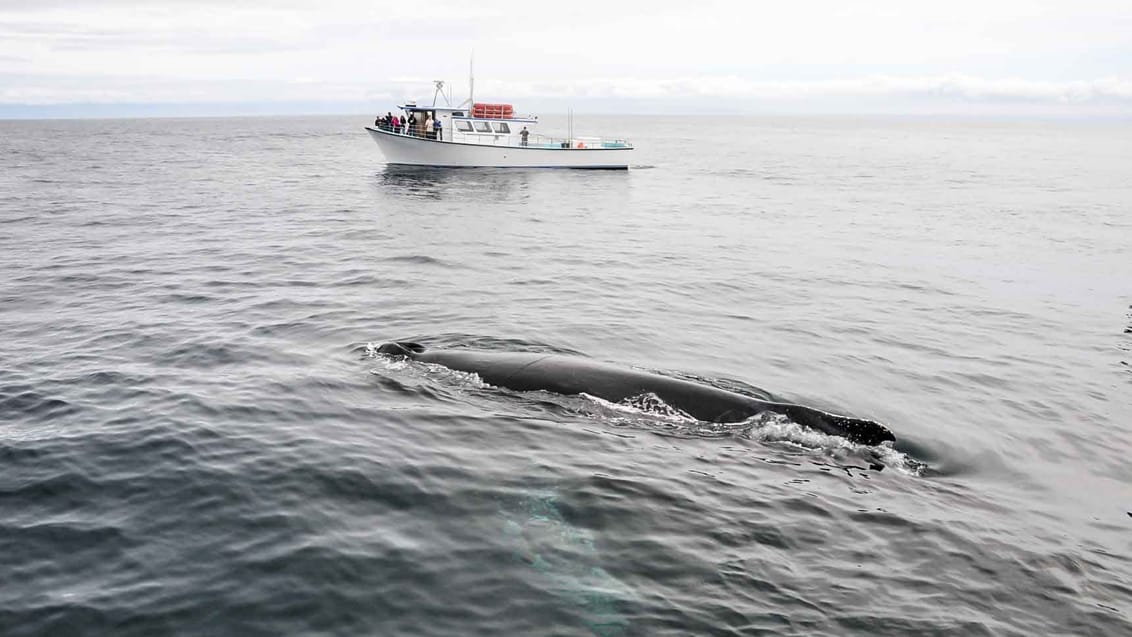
[376, 164, 532, 202]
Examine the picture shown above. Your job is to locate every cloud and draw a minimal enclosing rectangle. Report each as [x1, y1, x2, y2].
[546, 75, 1132, 104]
[1, 0, 1130, 114]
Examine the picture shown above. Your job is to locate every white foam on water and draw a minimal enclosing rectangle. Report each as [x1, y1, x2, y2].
[583, 391, 922, 474]
[744, 411, 923, 475]
[580, 392, 698, 424]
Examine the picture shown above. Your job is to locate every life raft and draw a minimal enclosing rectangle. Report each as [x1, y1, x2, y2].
[471, 103, 514, 119]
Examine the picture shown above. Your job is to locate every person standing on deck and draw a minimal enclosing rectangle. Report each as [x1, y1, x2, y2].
[520, 126, 529, 146]
[407, 113, 417, 136]
[425, 115, 435, 140]
[434, 117, 443, 141]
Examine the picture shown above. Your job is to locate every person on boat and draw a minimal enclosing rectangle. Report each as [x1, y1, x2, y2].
[434, 117, 443, 141]
[392, 115, 401, 134]
[425, 115, 434, 140]
[385, 112, 393, 131]
[407, 113, 417, 137]
[520, 126, 529, 146]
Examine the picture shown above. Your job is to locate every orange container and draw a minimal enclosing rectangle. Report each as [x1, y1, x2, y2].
[471, 103, 514, 119]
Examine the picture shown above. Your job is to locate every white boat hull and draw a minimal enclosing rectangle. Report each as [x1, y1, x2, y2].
[366, 127, 631, 169]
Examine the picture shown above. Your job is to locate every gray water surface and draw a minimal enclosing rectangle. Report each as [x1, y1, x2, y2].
[2, 114, 1130, 635]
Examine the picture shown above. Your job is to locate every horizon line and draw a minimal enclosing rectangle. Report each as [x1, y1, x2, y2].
[3, 101, 1131, 122]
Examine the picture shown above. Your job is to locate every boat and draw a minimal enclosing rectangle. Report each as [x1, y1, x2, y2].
[366, 79, 633, 169]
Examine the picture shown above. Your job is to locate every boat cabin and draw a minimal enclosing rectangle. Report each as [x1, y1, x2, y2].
[394, 102, 538, 146]
[372, 97, 631, 151]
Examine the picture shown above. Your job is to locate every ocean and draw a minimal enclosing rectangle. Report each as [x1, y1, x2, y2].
[1, 114, 1130, 635]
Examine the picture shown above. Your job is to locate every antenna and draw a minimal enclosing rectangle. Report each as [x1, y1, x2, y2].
[431, 80, 451, 106]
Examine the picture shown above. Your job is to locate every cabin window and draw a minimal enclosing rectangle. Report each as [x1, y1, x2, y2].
[474, 121, 493, 133]
[494, 122, 511, 134]
[455, 120, 473, 132]
[452, 111, 464, 117]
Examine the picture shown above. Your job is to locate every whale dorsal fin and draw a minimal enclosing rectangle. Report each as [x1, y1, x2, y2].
[378, 341, 426, 356]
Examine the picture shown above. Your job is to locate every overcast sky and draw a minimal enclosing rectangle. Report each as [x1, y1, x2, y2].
[2, 0, 1130, 116]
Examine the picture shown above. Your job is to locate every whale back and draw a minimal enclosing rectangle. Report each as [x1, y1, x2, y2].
[384, 343, 896, 445]
[413, 348, 758, 422]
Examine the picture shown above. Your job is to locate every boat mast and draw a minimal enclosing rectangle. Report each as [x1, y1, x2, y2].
[454, 53, 476, 108]
[467, 53, 475, 107]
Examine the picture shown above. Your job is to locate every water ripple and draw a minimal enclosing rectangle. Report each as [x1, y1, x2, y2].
[1, 115, 1130, 636]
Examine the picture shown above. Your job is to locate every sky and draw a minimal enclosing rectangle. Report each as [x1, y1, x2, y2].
[1, 0, 1131, 117]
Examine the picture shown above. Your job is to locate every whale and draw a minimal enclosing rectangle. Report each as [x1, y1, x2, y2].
[376, 342, 895, 446]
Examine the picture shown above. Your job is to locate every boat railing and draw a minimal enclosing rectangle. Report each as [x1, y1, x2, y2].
[525, 134, 633, 149]
[375, 122, 434, 138]
[377, 123, 464, 142]
[374, 122, 632, 149]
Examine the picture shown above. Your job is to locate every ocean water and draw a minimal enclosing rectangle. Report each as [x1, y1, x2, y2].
[1, 114, 1130, 635]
